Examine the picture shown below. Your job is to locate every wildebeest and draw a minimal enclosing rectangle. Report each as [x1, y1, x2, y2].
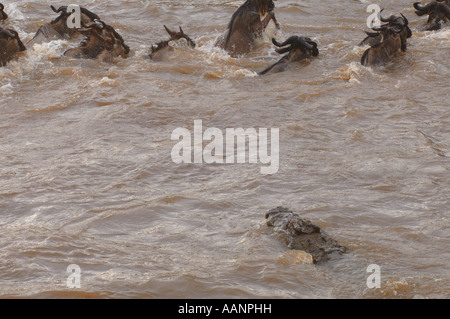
[0, 26, 26, 66]
[259, 36, 319, 75]
[149, 25, 196, 60]
[361, 12, 412, 66]
[63, 19, 129, 63]
[359, 10, 412, 48]
[215, 0, 280, 57]
[28, 5, 100, 46]
[0, 3, 8, 21]
[414, 0, 450, 30]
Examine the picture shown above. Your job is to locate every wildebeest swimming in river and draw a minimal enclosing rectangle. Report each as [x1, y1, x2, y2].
[63, 19, 130, 63]
[28, 5, 100, 47]
[0, 4, 26, 67]
[259, 36, 319, 75]
[0, 25, 26, 66]
[149, 25, 196, 61]
[414, 0, 450, 30]
[359, 10, 412, 48]
[215, 0, 280, 57]
[360, 11, 412, 66]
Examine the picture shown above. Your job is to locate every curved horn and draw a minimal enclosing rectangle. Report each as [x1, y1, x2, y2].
[0, 3, 4, 11]
[82, 22, 97, 29]
[272, 38, 284, 47]
[164, 25, 181, 41]
[179, 26, 196, 47]
[400, 13, 409, 26]
[165, 25, 181, 38]
[306, 39, 318, 47]
[371, 24, 388, 32]
[272, 37, 296, 48]
[296, 37, 314, 50]
[82, 20, 105, 29]
[379, 9, 392, 23]
[401, 13, 413, 38]
[379, 9, 403, 26]
[413, 1, 437, 12]
[51, 5, 67, 14]
[305, 39, 319, 57]
[275, 46, 292, 55]
[123, 43, 130, 55]
[81, 21, 95, 28]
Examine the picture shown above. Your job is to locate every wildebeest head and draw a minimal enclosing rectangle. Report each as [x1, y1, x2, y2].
[149, 25, 195, 59]
[414, 0, 450, 30]
[0, 26, 26, 66]
[28, 5, 101, 46]
[379, 10, 412, 39]
[0, 3, 8, 21]
[414, 0, 449, 15]
[360, 16, 408, 66]
[163, 25, 196, 48]
[272, 36, 319, 57]
[217, 0, 279, 56]
[361, 10, 411, 49]
[0, 27, 26, 50]
[246, 0, 277, 16]
[64, 19, 129, 61]
[243, 0, 280, 29]
[49, 5, 100, 36]
[414, 0, 439, 15]
[50, 5, 100, 25]
[81, 19, 129, 56]
[259, 36, 318, 75]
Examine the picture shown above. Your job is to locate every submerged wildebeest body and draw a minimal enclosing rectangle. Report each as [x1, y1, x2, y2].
[0, 3, 8, 21]
[266, 207, 347, 264]
[149, 25, 196, 60]
[0, 26, 26, 66]
[361, 12, 412, 66]
[215, 0, 280, 57]
[63, 20, 129, 63]
[259, 36, 319, 75]
[414, 0, 450, 30]
[28, 5, 100, 46]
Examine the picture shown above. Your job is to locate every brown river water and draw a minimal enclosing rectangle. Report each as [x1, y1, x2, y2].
[0, 0, 449, 298]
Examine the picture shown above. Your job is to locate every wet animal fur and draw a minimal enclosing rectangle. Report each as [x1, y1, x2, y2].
[414, 0, 450, 30]
[149, 25, 196, 60]
[0, 3, 8, 21]
[63, 20, 129, 63]
[259, 36, 319, 75]
[360, 12, 411, 66]
[0, 25, 26, 66]
[216, 0, 279, 57]
[29, 5, 100, 46]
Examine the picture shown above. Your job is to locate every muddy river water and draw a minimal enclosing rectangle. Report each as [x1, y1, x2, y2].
[0, 0, 449, 298]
